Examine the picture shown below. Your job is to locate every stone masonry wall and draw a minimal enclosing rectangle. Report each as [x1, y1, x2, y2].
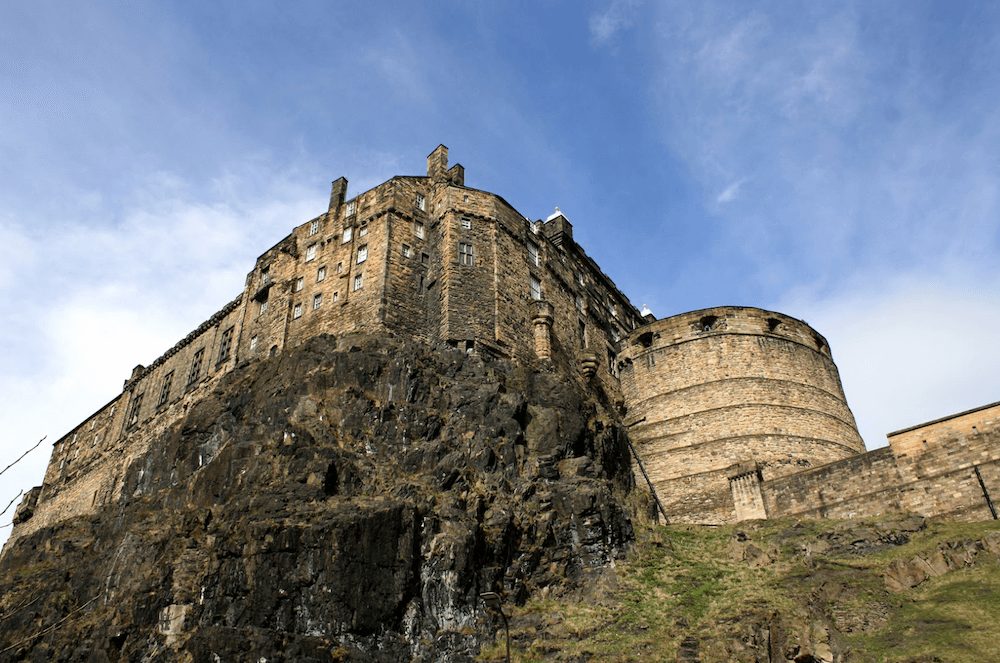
[7, 145, 645, 549]
[760, 406, 1000, 522]
[619, 307, 864, 524]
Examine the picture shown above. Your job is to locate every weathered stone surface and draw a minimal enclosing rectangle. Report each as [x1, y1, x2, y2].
[0, 334, 637, 661]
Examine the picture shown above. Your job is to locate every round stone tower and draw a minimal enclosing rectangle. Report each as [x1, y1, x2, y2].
[619, 306, 864, 524]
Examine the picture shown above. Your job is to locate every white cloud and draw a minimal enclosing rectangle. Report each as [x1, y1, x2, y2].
[590, 0, 641, 45]
[716, 178, 745, 204]
[778, 268, 1000, 449]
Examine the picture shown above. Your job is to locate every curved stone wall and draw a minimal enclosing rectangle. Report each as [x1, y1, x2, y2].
[619, 306, 864, 524]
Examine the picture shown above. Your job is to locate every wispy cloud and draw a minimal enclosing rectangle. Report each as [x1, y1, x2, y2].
[590, 0, 641, 45]
[716, 178, 745, 204]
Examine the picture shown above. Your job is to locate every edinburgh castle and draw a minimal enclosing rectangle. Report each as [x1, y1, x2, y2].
[7, 145, 998, 553]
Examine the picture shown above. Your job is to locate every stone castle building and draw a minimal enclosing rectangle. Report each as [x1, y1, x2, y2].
[7, 146, 999, 548]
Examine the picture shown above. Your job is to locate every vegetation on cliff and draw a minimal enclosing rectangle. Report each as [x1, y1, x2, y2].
[481, 516, 1000, 662]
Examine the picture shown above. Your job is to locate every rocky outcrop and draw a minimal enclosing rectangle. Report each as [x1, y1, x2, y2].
[0, 334, 639, 661]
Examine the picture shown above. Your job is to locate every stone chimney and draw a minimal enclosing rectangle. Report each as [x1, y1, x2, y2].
[447, 163, 465, 186]
[329, 177, 348, 213]
[427, 144, 449, 183]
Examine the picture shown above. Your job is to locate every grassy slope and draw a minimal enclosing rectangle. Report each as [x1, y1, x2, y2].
[479, 518, 1000, 662]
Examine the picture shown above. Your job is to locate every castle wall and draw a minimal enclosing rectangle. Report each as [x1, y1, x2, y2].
[619, 307, 864, 524]
[6, 145, 644, 550]
[757, 403, 1000, 522]
[14, 297, 247, 543]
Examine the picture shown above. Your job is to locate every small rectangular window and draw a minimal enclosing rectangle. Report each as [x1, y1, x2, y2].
[249, 335, 258, 352]
[313, 293, 322, 310]
[336, 262, 343, 274]
[333, 291, 339, 303]
[157, 371, 174, 407]
[353, 273, 363, 291]
[416, 193, 426, 211]
[357, 245, 368, 264]
[217, 326, 234, 364]
[293, 303, 303, 319]
[530, 275, 542, 301]
[359, 224, 368, 237]
[346, 200, 356, 216]
[309, 219, 320, 236]
[127, 392, 144, 429]
[294, 277, 304, 292]
[317, 266, 326, 282]
[402, 244, 412, 258]
[306, 244, 317, 261]
[458, 242, 474, 266]
[461, 217, 471, 230]
[187, 348, 205, 386]
[261, 267, 271, 285]
[414, 222, 425, 239]
[342, 227, 353, 243]
[259, 300, 268, 316]
[527, 241, 539, 266]
[421, 252, 429, 264]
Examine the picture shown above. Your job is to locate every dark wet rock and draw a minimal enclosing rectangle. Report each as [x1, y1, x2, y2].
[0, 334, 638, 661]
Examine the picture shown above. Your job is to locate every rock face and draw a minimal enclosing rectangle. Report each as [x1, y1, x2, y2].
[0, 334, 638, 661]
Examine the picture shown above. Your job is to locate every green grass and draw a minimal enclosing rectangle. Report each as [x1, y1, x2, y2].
[477, 518, 1000, 662]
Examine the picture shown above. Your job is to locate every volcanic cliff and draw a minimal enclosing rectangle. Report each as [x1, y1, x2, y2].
[0, 333, 639, 661]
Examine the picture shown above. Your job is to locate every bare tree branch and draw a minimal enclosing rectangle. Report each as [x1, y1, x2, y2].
[0, 436, 46, 477]
[0, 490, 23, 517]
[0, 595, 99, 654]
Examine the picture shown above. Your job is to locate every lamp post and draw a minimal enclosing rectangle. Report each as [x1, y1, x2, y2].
[479, 591, 510, 663]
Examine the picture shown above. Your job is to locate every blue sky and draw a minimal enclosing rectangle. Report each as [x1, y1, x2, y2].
[2, 1, 999, 540]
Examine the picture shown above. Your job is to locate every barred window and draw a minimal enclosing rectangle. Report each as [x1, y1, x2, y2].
[458, 242, 474, 266]
[527, 241, 539, 266]
[187, 348, 205, 386]
[157, 371, 173, 407]
[313, 293, 322, 310]
[357, 244, 368, 264]
[416, 193, 426, 211]
[306, 244, 317, 261]
[126, 392, 144, 429]
[317, 266, 326, 282]
[293, 303, 303, 319]
[414, 222, 425, 239]
[346, 200, 356, 216]
[530, 275, 542, 301]
[353, 273, 364, 291]
[217, 327, 234, 364]
[309, 219, 320, 236]
[342, 227, 353, 243]
[294, 277, 304, 292]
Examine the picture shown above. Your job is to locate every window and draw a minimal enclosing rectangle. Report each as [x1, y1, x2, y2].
[575, 295, 585, 313]
[293, 303, 303, 319]
[259, 300, 268, 316]
[458, 242, 474, 266]
[187, 348, 204, 386]
[416, 193, 426, 211]
[306, 243, 317, 262]
[126, 392, 144, 429]
[421, 252, 429, 264]
[414, 222, 425, 239]
[342, 227, 353, 243]
[461, 217, 471, 230]
[261, 267, 271, 285]
[530, 275, 542, 301]
[309, 219, 320, 236]
[353, 273, 363, 291]
[579, 320, 587, 348]
[346, 200, 356, 216]
[336, 262, 343, 274]
[402, 244, 412, 258]
[357, 244, 368, 264]
[313, 293, 322, 310]
[359, 224, 368, 237]
[317, 266, 326, 282]
[333, 291, 339, 303]
[217, 326, 234, 364]
[294, 277, 304, 292]
[157, 371, 173, 408]
[527, 241, 539, 266]
[249, 335, 258, 352]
